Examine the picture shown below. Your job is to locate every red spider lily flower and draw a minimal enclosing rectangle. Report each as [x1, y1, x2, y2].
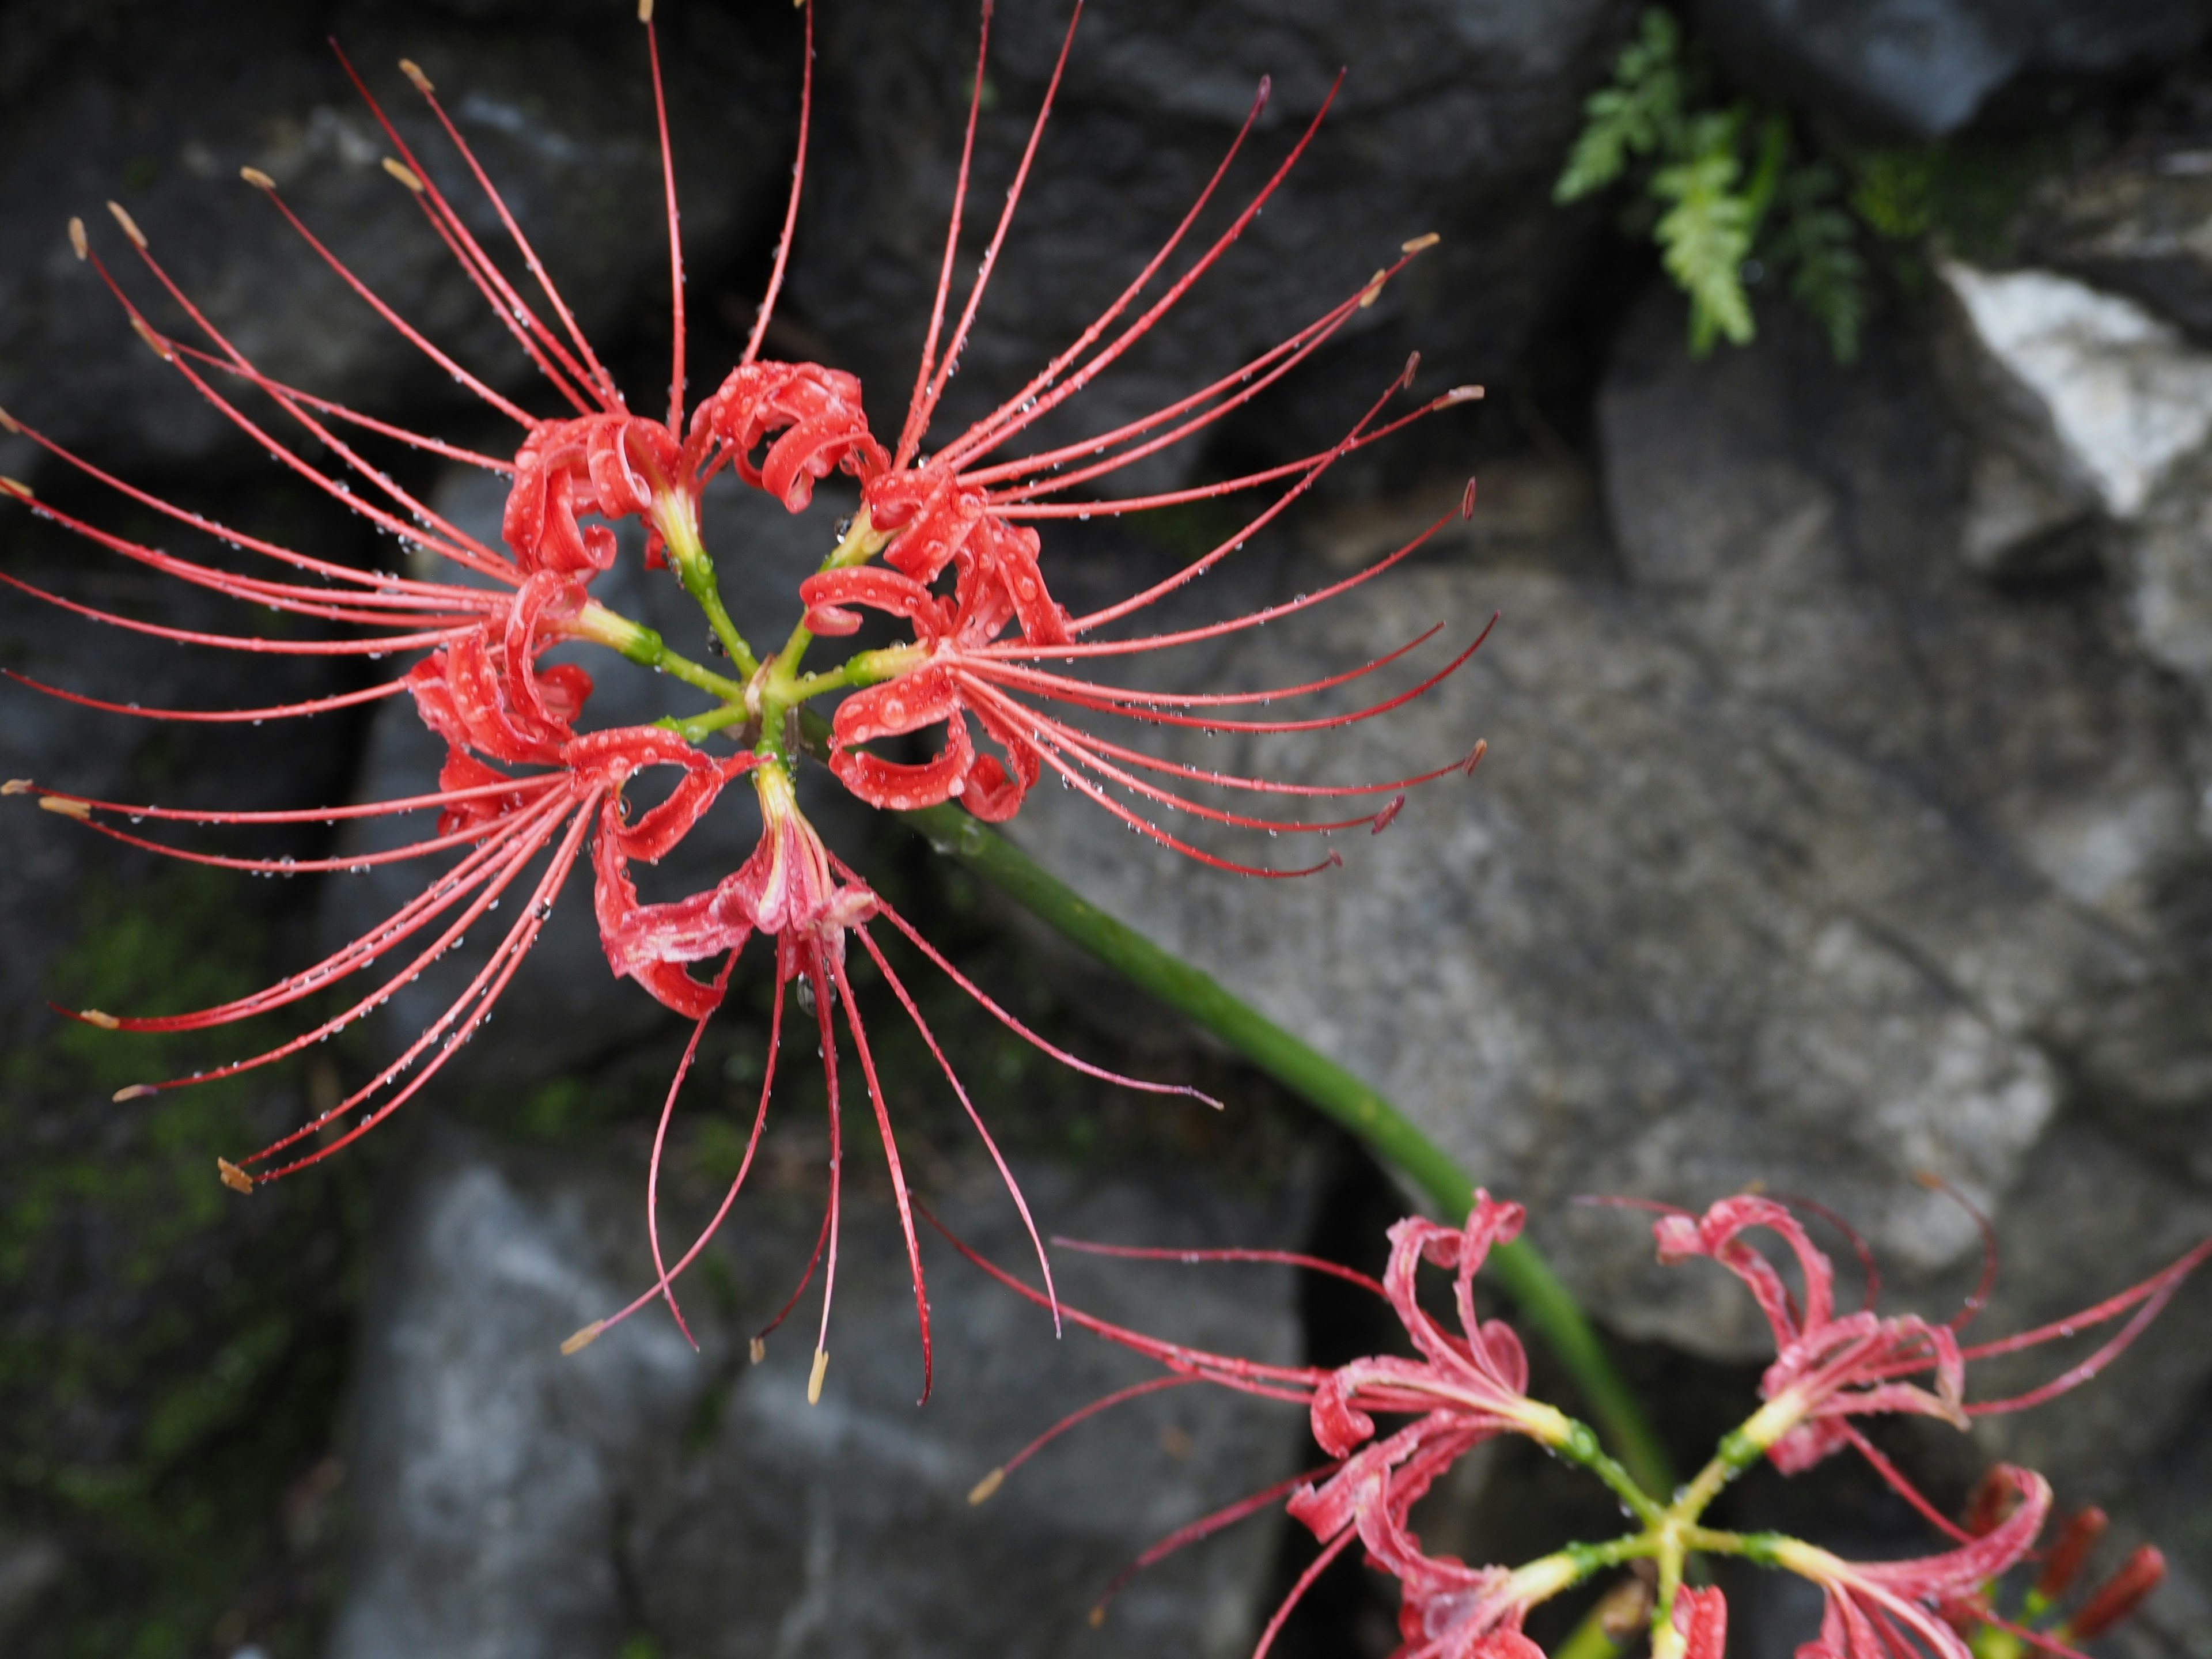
[1649, 1195, 1969, 1474]
[941, 1194, 1580, 1658]
[1771, 1466, 2052, 1659]
[1642, 1193, 2212, 1490]
[8, 0, 1494, 1413]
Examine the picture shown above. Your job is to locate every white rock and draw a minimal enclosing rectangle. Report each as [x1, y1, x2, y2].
[1940, 260, 2212, 520]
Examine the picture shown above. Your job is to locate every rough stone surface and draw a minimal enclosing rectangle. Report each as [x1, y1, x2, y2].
[1003, 283, 2212, 1424]
[1685, 0, 2212, 140]
[329, 1125, 1324, 1659]
[786, 0, 1633, 488]
[2021, 146, 2212, 344]
[1935, 259, 2212, 717]
[0, 0, 787, 480]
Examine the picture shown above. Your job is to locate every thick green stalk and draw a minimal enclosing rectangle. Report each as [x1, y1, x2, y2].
[887, 791, 1675, 1500]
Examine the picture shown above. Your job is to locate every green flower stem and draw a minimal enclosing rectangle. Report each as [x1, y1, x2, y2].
[654, 499, 760, 678]
[869, 773, 1675, 1501]
[764, 509, 893, 697]
[573, 601, 749, 704]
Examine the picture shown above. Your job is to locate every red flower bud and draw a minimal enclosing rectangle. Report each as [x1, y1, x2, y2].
[2036, 1506, 2107, 1599]
[2069, 1544, 2165, 1639]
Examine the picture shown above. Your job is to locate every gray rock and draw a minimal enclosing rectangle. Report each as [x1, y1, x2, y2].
[786, 0, 1632, 488]
[1685, 0, 2212, 141]
[1000, 283, 2212, 1387]
[327, 1125, 704, 1659]
[2021, 147, 2212, 344]
[329, 1124, 1325, 1659]
[1934, 260, 2212, 716]
[0, 0, 787, 480]
[0, 1533, 65, 1642]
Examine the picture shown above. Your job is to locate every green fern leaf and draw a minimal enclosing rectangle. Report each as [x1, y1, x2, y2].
[1555, 9, 1685, 202]
[1653, 122, 1755, 352]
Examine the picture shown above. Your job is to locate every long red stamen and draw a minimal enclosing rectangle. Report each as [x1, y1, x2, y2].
[908, 2, 1086, 456]
[641, 7, 685, 430]
[894, 0, 997, 468]
[944, 75, 1350, 476]
[937, 74, 1273, 472]
[644, 952, 739, 1349]
[829, 948, 934, 1403]
[855, 923, 1059, 1334]
[330, 44, 603, 413]
[4, 671, 407, 725]
[239, 170, 540, 427]
[837, 872, 1220, 1107]
[1963, 1237, 2212, 1414]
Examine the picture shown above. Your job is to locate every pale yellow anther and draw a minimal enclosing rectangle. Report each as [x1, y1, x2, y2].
[112, 1084, 158, 1102]
[1402, 231, 1441, 254]
[560, 1320, 605, 1355]
[0, 477, 30, 502]
[1358, 269, 1388, 309]
[39, 795, 92, 820]
[399, 58, 433, 94]
[967, 1467, 1005, 1506]
[67, 217, 88, 260]
[1441, 384, 1485, 404]
[240, 166, 276, 190]
[107, 200, 147, 249]
[382, 157, 426, 194]
[748, 1336, 766, 1365]
[807, 1346, 829, 1404]
[0, 406, 18, 433]
[637, 0, 654, 19]
[218, 1158, 255, 1194]
[1, 779, 31, 794]
[80, 1009, 120, 1029]
[130, 316, 174, 361]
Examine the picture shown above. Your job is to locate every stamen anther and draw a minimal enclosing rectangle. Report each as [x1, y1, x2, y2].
[240, 166, 276, 190]
[112, 1084, 158, 1102]
[1402, 232, 1441, 253]
[807, 1346, 829, 1404]
[39, 795, 92, 819]
[130, 316, 174, 361]
[968, 1467, 1005, 1505]
[79, 1009, 120, 1029]
[638, 0, 654, 18]
[107, 200, 148, 248]
[560, 1320, 605, 1355]
[68, 217, 88, 260]
[1, 779, 31, 794]
[399, 58, 433, 93]
[0, 477, 31, 502]
[217, 1158, 256, 1194]
[0, 406, 19, 433]
[1358, 269, 1387, 309]
[748, 1336, 766, 1364]
[382, 157, 426, 193]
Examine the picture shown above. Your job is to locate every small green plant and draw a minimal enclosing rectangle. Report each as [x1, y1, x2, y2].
[1555, 9, 1869, 362]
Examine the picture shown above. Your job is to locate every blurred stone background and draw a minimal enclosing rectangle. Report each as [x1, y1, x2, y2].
[3, 0, 2211, 1654]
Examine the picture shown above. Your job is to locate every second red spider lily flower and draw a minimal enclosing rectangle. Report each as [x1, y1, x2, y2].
[1643, 1191, 2212, 1491]
[946, 1193, 1590, 1658]
[1768, 1465, 2053, 1659]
